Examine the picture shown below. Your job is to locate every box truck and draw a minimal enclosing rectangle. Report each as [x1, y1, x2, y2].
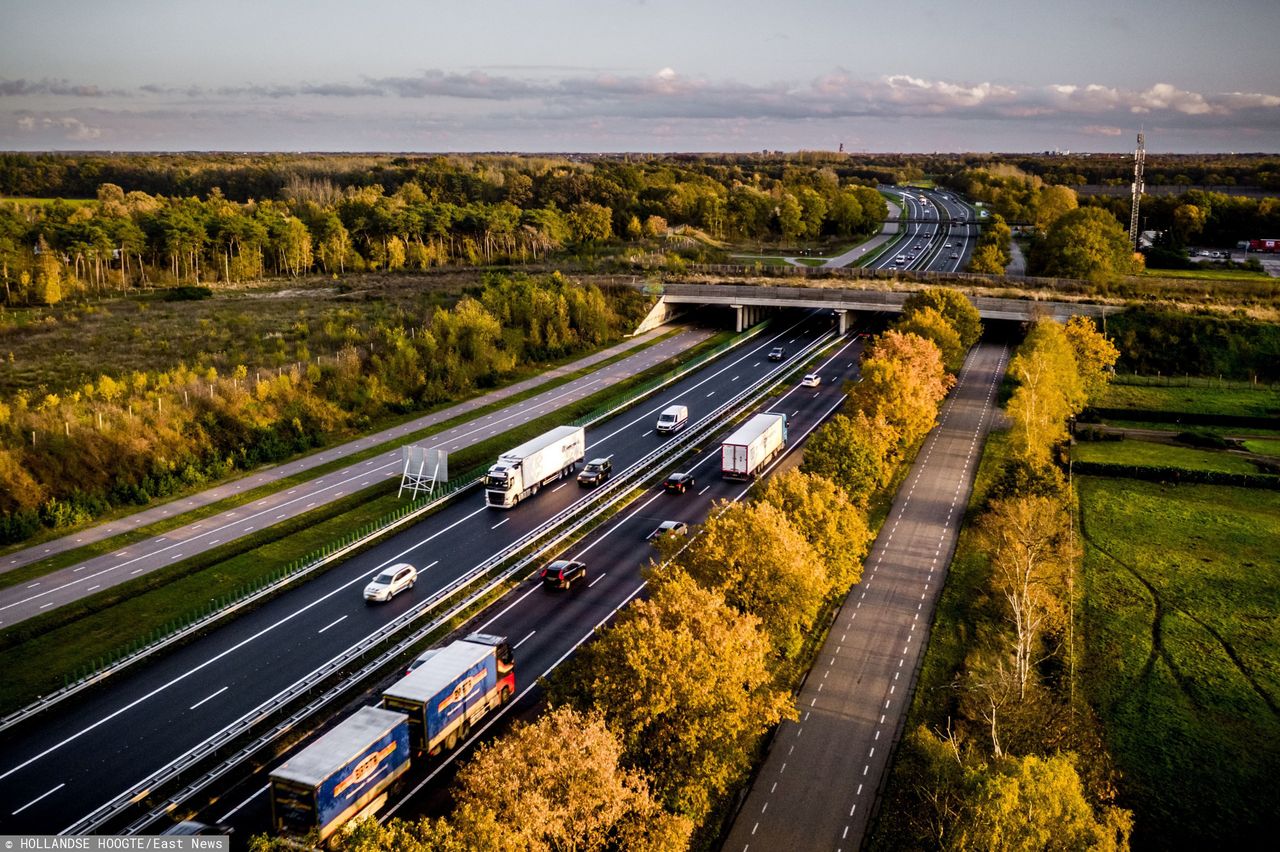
[269, 706, 411, 842]
[721, 412, 788, 480]
[484, 425, 585, 508]
[656, 404, 689, 434]
[381, 633, 515, 755]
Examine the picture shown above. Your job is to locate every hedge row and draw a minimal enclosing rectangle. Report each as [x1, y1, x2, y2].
[1085, 408, 1280, 430]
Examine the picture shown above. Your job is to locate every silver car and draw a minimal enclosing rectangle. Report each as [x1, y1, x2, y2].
[363, 562, 417, 603]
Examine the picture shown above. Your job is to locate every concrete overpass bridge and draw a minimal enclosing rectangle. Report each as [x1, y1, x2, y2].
[649, 282, 1109, 333]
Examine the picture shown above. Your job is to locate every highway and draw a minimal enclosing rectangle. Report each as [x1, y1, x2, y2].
[721, 341, 1009, 852]
[866, 188, 976, 274]
[0, 310, 844, 834]
[197, 322, 871, 839]
[0, 327, 713, 627]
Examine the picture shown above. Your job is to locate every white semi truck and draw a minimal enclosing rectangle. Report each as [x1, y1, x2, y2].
[484, 425, 585, 508]
[720, 412, 788, 480]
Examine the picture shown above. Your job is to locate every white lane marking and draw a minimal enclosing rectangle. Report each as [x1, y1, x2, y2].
[189, 686, 229, 710]
[218, 784, 268, 822]
[12, 782, 65, 815]
[588, 573, 607, 588]
[551, 483, 568, 493]
[491, 519, 509, 530]
[698, 485, 711, 495]
[317, 615, 348, 634]
[423, 560, 439, 571]
[513, 630, 536, 649]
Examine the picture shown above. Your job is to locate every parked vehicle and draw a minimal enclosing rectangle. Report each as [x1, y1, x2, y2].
[485, 425, 585, 508]
[656, 404, 689, 434]
[540, 559, 587, 589]
[269, 706, 412, 843]
[768, 346, 785, 361]
[382, 633, 515, 755]
[721, 412, 788, 480]
[663, 471, 696, 493]
[577, 457, 612, 487]
[646, 520, 688, 541]
[1248, 239, 1279, 253]
[363, 563, 417, 603]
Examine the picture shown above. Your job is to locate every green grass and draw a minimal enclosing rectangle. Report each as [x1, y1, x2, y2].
[1077, 477, 1280, 847]
[1072, 439, 1263, 475]
[793, 258, 826, 267]
[1140, 267, 1271, 281]
[1097, 383, 1280, 418]
[0, 328, 737, 712]
[1243, 438, 1280, 457]
[1099, 419, 1280, 438]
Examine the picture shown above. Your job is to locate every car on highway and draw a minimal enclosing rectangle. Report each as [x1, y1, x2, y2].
[663, 471, 696, 493]
[768, 346, 784, 361]
[646, 520, 688, 542]
[944, 242, 953, 247]
[801, 373, 821, 387]
[577, 457, 612, 487]
[950, 252, 960, 259]
[540, 559, 586, 589]
[363, 562, 417, 603]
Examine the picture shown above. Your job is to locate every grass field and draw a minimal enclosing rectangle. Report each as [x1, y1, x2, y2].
[1101, 419, 1280, 438]
[1078, 477, 1280, 848]
[1072, 439, 1264, 474]
[1243, 437, 1280, 457]
[1097, 383, 1280, 417]
[1140, 266, 1272, 281]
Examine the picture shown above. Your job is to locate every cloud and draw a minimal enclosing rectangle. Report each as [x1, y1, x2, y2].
[0, 77, 109, 97]
[1081, 125, 1125, 137]
[14, 114, 102, 140]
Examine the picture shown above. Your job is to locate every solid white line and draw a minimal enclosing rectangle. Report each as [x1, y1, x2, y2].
[12, 782, 65, 815]
[188, 686, 229, 710]
[317, 615, 348, 634]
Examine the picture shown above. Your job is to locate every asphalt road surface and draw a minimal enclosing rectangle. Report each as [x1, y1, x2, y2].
[194, 324, 870, 839]
[721, 341, 1008, 852]
[0, 326, 713, 627]
[0, 310, 843, 834]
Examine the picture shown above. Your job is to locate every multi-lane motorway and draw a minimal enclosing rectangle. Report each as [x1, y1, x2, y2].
[864, 187, 977, 274]
[0, 310, 851, 834]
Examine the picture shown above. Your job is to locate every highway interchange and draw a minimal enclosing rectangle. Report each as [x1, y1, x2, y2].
[0, 185, 989, 844]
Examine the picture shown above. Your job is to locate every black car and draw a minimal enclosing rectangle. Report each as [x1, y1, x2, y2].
[540, 559, 586, 589]
[646, 520, 688, 542]
[577, 457, 612, 487]
[768, 346, 784, 361]
[663, 472, 696, 494]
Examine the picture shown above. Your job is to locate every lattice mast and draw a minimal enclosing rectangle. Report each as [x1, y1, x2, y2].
[1129, 130, 1146, 250]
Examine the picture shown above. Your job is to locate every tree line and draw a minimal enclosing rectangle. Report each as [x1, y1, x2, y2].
[0, 157, 891, 304]
[874, 315, 1131, 851]
[248, 289, 977, 851]
[0, 273, 627, 544]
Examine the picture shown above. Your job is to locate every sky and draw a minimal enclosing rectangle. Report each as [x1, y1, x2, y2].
[1, 0, 1278, 154]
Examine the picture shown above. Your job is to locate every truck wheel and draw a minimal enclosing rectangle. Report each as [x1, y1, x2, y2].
[445, 729, 459, 751]
[499, 685, 512, 706]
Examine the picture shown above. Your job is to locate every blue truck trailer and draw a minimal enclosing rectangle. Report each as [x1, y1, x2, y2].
[381, 633, 515, 755]
[269, 706, 411, 842]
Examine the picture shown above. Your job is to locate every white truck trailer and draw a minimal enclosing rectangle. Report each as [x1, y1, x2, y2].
[720, 412, 788, 480]
[484, 425, 585, 508]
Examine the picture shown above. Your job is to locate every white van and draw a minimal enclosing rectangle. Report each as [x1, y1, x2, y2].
[656, 404, 689, 434]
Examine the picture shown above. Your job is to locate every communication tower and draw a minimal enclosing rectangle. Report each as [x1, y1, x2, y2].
[1129, 130, 1145, 250]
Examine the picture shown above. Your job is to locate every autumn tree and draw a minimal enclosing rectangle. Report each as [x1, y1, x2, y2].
[679, 500, 827, 657]
[1034, 185, 1079, 233]
[900, 287, 983, 351]
[556, 568, 793, 822]
[896, 305, 966, 373]
[849, 330, 954, 451]
[1063, 315, 1120, 403]
[1005, 319, 1084, 467]
[801, 411, 900, 503]
[758, 469, 873, 593]
[1032, 207, 1139, 282]
[977, 495, 1074, 700]
[567, 202, 613, 244]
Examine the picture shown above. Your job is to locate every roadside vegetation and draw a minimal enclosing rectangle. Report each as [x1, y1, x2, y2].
[247, 288, 975, 851]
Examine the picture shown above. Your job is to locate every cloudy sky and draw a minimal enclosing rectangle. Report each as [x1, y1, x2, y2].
[2, 0, 1278, 153]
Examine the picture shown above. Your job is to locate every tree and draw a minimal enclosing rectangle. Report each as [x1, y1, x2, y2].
[557, 568, 793, 822]
[801, 411, 900, 503]
[1035, 185, 1079, 232]
[1033, 207, 1138, 282]
[900, 287, 983, 350]
[967, 242, 1007, 274]
[680, 500, 827, 657]
[1063, 315, 1119, 403]
[896, 305, 966, 373]
[567, 202, 613, 244]
[1005, 319, 1083, 467]
[758, 469, 872, 593]
[977, 495, 1073, 700]
[952, 753, 1132, 852]
[850, 331, 954, 450]
[446, 705, 690, 852]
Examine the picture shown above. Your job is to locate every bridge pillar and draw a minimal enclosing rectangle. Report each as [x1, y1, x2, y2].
[731, 304, 745, 332]
[834, 309, 848, 335]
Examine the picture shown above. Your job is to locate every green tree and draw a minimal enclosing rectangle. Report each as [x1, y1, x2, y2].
[1034, 185, 1079, 232]
[567, 202, 613, 244]
[900, 287, 983, 350]
[801, 411, 900, 503]
[758, 469, 872, 592]
[1033, 207, 1138, 282]
[968, 242, 1007, 274]
[558, 567, 793, 822]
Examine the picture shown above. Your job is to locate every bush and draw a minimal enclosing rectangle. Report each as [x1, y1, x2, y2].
[162, 285, 213, 301]
[1073, 461, 1280, 489]
[1175, 430, 1235, 450]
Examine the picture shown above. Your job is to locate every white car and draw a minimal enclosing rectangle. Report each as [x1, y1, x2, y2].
[801, 374, 821, 387]
[363, 562, 417, 603]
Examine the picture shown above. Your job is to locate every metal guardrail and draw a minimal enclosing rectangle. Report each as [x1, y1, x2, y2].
[1, 322, 775, 736]
[76, 331, 838, 836]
